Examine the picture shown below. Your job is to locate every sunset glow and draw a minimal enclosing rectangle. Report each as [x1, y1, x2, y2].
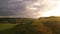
[40, 0, 60, 17]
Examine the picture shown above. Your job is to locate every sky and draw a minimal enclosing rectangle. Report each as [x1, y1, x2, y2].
[41, 0, 60, 17]
[0, 0, 60, 18]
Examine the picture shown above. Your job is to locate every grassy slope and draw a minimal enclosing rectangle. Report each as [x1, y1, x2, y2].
[0, 24, 17, 31]
[0, 17, 60, 34]
[0, 19, 34, 34]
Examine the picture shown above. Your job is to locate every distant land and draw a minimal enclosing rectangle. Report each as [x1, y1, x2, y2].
[0, 16, 60, 34]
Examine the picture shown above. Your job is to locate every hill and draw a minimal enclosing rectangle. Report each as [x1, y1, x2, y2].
[0, 16, 60, 34]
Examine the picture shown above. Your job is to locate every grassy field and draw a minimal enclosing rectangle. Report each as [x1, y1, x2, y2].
[0, 24, 17, 31]
[0, 17, 60, 34]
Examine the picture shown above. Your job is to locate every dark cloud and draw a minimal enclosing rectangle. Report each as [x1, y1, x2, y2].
[0, 0, 38, 18]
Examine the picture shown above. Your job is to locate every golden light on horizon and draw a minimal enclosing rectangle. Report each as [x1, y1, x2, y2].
[40, 0, 60, 17]
[25, 0, 60, 18]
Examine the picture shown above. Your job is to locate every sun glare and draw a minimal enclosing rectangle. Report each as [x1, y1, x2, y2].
[41, 0, 60, 17]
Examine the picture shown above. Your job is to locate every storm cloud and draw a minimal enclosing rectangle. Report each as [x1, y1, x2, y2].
[0, 0, 56, 18]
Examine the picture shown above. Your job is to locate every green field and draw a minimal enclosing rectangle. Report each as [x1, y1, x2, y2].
[0, 24, 17, 31]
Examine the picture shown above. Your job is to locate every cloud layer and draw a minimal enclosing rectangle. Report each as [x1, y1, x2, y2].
[0, 0, 56, 18]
